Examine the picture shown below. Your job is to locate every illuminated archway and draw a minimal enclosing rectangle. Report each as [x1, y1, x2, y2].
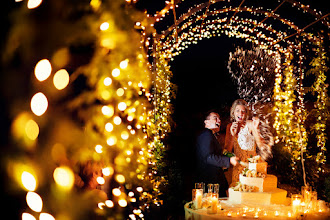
[147, 0, 329, 188]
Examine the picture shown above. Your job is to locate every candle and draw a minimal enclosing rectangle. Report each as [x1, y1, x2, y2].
[254, 212, 259, 218]
[207, 193, 218, 214]
[275, 210, 279, 216]
[194, 189, 203, 209]
[227, 211, 232, 217]
[291, 194, 302, 216]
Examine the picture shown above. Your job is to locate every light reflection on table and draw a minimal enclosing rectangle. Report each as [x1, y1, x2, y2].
[184, 198, 330, 220]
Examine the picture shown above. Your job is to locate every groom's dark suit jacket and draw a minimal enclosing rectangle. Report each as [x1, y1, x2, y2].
[196, 128, 230, 197]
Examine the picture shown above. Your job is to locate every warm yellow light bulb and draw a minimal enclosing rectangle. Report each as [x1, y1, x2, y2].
[118, 102, 127, 111]
[102, 167, 114, 176]
[53, 69, 69, 90]
[116, 88, 124, 96]
[21, 171, 37, 191]
[115, 174, 125, 183]
[107, 136, 117, 146]
[105, 122, 114, 132]
[26, 192, 43, 212]
[22, 213, 36, 220]
[101, 105, 114, 117]
[112, 68, 120, 77]
[119, 59, 128, 69]
[95, 144, 103, 153]
[118, 199, 127, 207]
[96, 177, 105, 185]
[53, 166, 74, 190]
[25, 119, 39, 140]
[30, 92, 48, 116]
[27, 0, 43, 9]
[34, 59, 51, 81]
[121, 131, 129, 140]
[103, 77, 112, 86]
[113, 116, 122, 125]
[105, 200, 114, 208]
[112, 188, 121, 196]
[39, 213, 55, 220]
[100, 22, 110, 31]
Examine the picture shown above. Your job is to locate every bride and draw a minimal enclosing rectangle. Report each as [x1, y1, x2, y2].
[224, 99, 273, 185]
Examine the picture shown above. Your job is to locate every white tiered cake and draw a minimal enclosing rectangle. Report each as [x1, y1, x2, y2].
[228, 156, 287, 205]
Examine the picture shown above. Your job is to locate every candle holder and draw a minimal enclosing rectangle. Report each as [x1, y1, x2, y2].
[311, 191, 318, 211]
[195, 182, 204, 193]
[193, 188, 203, 209]
[291, 194, 302, 216]
[301, 185, 312, 204]
[207, 193, 218, 214]
[214, 183, 219, 196]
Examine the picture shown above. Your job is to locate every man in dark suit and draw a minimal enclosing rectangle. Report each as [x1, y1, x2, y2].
[196, 110, 239, 197]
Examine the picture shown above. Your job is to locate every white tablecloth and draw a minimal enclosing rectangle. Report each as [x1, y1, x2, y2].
[184, 199, 330, 220]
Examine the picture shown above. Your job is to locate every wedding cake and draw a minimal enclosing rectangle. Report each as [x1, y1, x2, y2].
[228, 156, 287, 205]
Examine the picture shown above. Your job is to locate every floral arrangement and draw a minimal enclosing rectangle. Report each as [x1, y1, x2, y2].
[242, 168, 266, 178]
[231, 182, 258, 192]
[247, 155, 262, 163]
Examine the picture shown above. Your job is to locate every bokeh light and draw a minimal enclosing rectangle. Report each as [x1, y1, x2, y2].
[102, 167, 114, 176]
[103, 77, 112, 86]
[105, 200, 114, 208]
[53, 69, 70, 90]
[112, 68, 120, 77]
[25, 119, 39, 141]
[95, 144, 103, 153]
[113, 116, 122, 125]
[106, 136, 117, 146]
[116, 88, 124, 96]
[121, 131, 129, 140]
[101, 105, 114, 117]
[100, 22, 110, 31]
[39, 213, 55, 220]
[30, 93, 48, 116]
[118, 102, 127, 111]
[119, 59, 128, 69]
[96, 176, 105, 185]
[105, 122, 114, 132]
[118, 199, 127, 207]
[115, 174, 125, 183]
[112, 188, 121, 196]
[34, 59, 51, 81]
[53, 166, 74, 190]
[21, 171, 37, 191]
[22, 213, 36, 220]
[26, 192, 43, 212]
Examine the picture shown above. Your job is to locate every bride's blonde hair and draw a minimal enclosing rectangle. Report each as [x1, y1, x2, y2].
[230, 99, 250, 122]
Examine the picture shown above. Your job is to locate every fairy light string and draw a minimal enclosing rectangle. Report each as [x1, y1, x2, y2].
[150, 0, 328, 188]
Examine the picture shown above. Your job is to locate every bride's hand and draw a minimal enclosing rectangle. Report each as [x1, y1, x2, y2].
[230, 122, 239, 136]
[252, 117, 260, 129]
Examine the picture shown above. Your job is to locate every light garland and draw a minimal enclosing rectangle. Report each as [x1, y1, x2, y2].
[150, 0, 328, 183]
[307, 39, 329, 170]
[7, 0, 155, 219]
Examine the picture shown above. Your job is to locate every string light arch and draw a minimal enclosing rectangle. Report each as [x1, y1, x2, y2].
[146, 0, 329, 189]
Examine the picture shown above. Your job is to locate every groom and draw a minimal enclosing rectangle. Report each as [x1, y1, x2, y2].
[196, 110, 239, 197]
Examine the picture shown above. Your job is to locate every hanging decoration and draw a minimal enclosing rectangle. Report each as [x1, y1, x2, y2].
[227, 45, 280, 104]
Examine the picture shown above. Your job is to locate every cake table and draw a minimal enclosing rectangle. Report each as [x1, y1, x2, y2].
[184, 198, 330, 220]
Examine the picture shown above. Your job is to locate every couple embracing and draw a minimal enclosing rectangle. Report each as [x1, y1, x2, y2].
[195, 99, 273, 197]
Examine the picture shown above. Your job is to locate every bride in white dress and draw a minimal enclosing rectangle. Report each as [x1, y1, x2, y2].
[224, 99, 272, 185]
